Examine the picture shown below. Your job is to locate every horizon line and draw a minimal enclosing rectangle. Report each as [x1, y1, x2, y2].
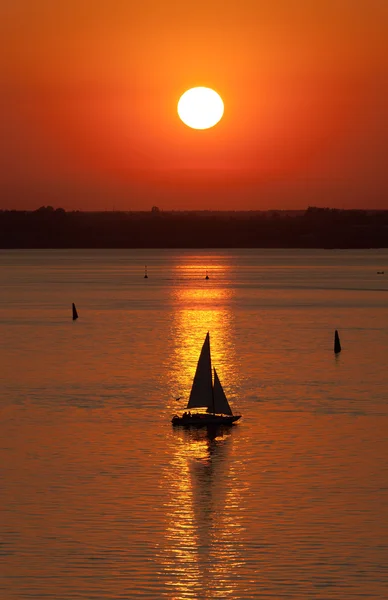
[2, 207, 388, 214]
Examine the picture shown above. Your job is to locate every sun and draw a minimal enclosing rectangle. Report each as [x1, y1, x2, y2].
[177, 87, 224, 130]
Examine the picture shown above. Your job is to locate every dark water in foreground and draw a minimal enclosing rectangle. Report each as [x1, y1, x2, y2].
[1, 249, 388, 599]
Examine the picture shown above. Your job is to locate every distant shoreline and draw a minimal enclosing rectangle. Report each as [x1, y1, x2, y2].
[1, 207, 388, 249]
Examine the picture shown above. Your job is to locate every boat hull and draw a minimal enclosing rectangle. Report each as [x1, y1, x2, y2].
[171, 413, 241, 427]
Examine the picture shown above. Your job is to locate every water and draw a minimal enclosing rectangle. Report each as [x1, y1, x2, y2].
[1, 249, 388, 599]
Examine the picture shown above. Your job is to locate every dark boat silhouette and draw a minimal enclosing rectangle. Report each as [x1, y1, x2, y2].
[334, 329, 341, 354]
[171, 332, 241, 427]
[144, 265, 148, 279]
[72, 303, 78, 321]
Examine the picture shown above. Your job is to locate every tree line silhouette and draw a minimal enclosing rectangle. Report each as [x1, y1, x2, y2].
[1, 206, 387, 248]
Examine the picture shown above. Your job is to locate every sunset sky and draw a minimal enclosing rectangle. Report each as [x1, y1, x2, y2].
[1, 1, 387, 211]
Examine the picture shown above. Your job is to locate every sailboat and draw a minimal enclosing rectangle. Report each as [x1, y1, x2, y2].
[72, 303, 78, 321]
[171, 332, 241, 426]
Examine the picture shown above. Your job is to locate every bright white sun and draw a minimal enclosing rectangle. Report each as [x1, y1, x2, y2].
[177, 87, 224, 130]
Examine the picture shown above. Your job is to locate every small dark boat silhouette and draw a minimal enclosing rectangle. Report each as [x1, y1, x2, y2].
[171, 332, 241, 427]
[72, 303, 78, 321]
[144, 265, 148, 279]
[205, 268, 209, 280]
[334, 329, 341, 354]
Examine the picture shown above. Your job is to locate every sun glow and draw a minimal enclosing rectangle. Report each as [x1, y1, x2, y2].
[177, 87, 224, 130]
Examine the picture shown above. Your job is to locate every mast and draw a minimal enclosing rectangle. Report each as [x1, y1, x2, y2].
[209, 333, 215, 414]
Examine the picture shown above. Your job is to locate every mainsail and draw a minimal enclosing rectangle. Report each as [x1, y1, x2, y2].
[187, 332, 213, 410]
[212, 368, 233, 415]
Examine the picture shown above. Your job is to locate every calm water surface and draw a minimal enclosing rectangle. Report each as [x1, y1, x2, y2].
[1, 249, 388, 599]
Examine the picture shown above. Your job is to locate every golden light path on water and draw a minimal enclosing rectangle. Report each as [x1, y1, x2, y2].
[165, 257, 240, 408]
[160, 429, 246, 599]
[158, 257, 246, 598]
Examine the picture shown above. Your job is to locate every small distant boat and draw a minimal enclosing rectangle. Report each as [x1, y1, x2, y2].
[171, 332, 241, 427]
[144, 265, 148, 279]
[72, 303, 78, 321]
[334, 329, 341, 354]
[205, 268, 209, 280]
[377, 271, 384, 275]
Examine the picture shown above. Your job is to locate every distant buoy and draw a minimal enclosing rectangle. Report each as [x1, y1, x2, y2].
[72, 303, 78, 321]
[334, 329, 341, 354]
[144, 265, 148, 279]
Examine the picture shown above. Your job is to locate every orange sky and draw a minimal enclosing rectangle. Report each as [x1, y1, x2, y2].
[1, 0, 387, 210]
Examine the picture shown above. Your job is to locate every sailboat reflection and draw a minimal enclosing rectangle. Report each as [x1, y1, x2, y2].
[161, 426, 244, 599]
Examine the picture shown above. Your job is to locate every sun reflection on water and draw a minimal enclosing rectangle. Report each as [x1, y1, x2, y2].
[158, 257, 245, 598]
[160, 427, 245, 599]
[165, 272, 239, 413]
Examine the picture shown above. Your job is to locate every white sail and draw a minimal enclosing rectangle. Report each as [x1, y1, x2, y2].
[187, 332, 213, 410]
[212, 368, 233, 415]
